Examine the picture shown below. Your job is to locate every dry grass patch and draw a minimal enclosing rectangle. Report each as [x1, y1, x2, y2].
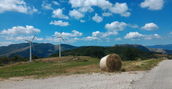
[122, 58, 164, 71]
[66, 64, 100, 74]
[0, 56, 99, 79]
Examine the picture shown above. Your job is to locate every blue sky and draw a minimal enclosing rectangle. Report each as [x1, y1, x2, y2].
[0, 0, 172, 46]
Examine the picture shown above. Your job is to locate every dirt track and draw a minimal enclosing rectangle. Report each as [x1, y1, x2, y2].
[132, 60, 172, 89]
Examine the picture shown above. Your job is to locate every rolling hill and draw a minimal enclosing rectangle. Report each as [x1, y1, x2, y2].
[51, 44, 155, 60]
[0, 43, 76, 58]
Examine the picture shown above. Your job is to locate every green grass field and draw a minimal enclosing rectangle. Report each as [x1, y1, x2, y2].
[0, 56, 164, 79]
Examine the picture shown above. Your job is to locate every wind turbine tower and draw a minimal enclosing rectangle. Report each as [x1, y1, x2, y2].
[25, 36, 36, 62]
[56, 34, 65, 58]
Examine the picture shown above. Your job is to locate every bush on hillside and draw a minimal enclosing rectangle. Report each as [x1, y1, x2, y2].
[0, 55, 27, 66]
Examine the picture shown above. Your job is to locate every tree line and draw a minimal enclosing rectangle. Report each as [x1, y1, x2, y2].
[51, 46, 155, 60]
[0, 55, 39, 66]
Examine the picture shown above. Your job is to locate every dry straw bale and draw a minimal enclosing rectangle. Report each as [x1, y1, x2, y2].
[100, 54, 122, 72]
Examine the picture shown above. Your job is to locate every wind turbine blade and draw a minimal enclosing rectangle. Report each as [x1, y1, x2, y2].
[62, 37, 65, 41]
[32, 35, 36, 41]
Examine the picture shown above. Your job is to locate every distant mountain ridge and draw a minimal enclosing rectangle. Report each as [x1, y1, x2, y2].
[0, 43, 172, 58]
[113, 44, 171, 54]
[148, 44, 172, 50]
[114, 44, 151, 52]
[114, 44, 172, 54]
[0, 43, 77, 58]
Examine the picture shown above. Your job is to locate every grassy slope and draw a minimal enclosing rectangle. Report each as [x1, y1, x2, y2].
[122, 58, 163, 71]
[0, 56, 99, 78]
[0, 56, 164, 79]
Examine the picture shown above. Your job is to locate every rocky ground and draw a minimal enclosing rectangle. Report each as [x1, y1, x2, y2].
[0, 71, 145, 89]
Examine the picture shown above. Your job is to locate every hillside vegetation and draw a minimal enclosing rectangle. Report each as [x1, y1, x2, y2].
[52, 45, 154, 60]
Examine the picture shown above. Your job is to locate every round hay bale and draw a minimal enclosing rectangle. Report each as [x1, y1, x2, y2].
[100, 54, 122, 72]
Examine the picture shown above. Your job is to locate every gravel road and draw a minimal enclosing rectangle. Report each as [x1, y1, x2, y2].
[132, 60, 172, 89]
[0, 72, 144, 89]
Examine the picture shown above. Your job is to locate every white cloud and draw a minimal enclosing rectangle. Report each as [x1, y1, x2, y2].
[93, 31, 117, 38]
[0, 26, 42, 43]
[109, 3, 130, 17]
[52, 9, 69, 19]
[115, 37, 122, 41]
[54, 30, 83, 38]
[144, 34, 161, 40]
[153, 34, 160, 38]
[141, 23, 159, 31]
[103, 32, 118, 37]
[102, 12, 112, 17]
[80, 20, 85, 23]
[84, 30, 117, 41]
[92, 31, 101, 37]
[0, 0, 37, 14]
[1, 36, 44, 43]
[50, 20, 69, 26]
[97, 0, 113, 9]
[42, 1, 60, 10]
[69, 0, 131, 17]
[84, 21, 129, 41]
[85, 21, 148, 41]
[0, 25, 40, 35]
[92, 13, 103, 23]
[42, 1, 53, 10]
[69, 0, 84, 7]
[69, 9, 84, 19]
[78, 7, 94, 13]
[124, 32, 144, 39]
[105, 21, 127, 31]
[124, 32, 161, 40]
[66, 37, 81, 43]
[140, 0, 164, 10]
[42, 30, 83, 43]
[10, 36, 43, 41]
[52, 1, 59, 5]
[85, 36, 98, 41]
[69, 0, 112, 9]
[44, 36, 72, 43]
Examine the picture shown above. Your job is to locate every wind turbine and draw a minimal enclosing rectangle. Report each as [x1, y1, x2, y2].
[25, 36, 36, 62]
[55, 33, 65, 58]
